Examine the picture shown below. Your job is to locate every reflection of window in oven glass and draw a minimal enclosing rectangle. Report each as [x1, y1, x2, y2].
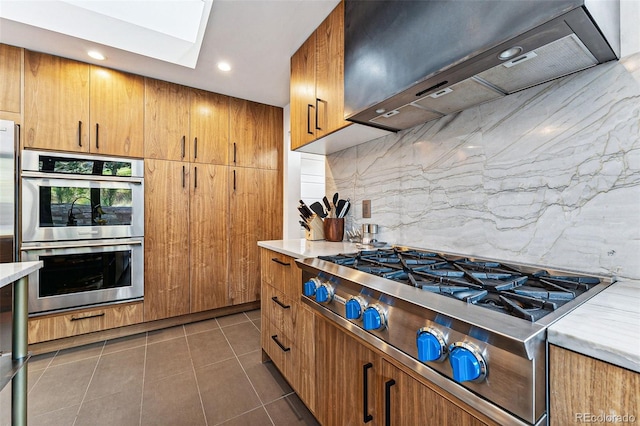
[39, 156, 132, 176]
[39, 187, 132, 227]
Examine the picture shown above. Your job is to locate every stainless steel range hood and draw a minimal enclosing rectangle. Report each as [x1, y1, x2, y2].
[344, 0, 620, 132]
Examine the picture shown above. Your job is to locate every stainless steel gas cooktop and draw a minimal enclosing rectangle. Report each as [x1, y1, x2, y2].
[297, 246, 615, 426]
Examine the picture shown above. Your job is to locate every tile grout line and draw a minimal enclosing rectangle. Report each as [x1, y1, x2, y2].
[71, 340, 107, 426]
[27, 349, 58, 396]
[217, 312, 277, 426]
[184, 324, 209, 426]
[138, 331, 148, 426]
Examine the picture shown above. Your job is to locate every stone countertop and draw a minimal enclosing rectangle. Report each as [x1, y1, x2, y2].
[258, 239, 361, 259]
[0, 261, 42, 288]
[548, 280, 640, 373]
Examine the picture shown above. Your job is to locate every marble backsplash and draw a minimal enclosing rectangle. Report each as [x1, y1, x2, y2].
[327, 53, 640, 281]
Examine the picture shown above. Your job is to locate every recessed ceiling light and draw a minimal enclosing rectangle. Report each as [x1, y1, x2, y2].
[217, 61, 231, 72]
[88, 50, 106, 60]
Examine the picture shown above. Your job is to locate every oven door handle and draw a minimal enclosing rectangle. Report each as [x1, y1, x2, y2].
[21, 171, 143, 184]
[23, 239, 143, 251]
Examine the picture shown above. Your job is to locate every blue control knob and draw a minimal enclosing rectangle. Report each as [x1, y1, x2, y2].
[449, 344, 486, 383]
[416, 331, 443, 362]
[362, 306, 385, 330]
[303, 279, 317, 297]
[315, 285, 331, 303]
[345, 298, 363, 320]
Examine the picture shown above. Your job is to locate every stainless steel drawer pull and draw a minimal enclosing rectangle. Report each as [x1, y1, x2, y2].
[70, 313, 105, 321]
[270, 258, 291, 267]
[271, 296, 291, 309]
[271, 335, 291, 352]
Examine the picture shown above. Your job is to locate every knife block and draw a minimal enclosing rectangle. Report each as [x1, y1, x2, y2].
[305, 216, 324, 241]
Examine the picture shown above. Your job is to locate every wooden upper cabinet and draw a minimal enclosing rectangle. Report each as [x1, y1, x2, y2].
[0, 44, 22, 116]
[89, 66, 144, 157]
[24, 51, 90, 153]
[315, 1, 349, 139]
[190, 89, 229, 165]
[290, 33, 317, 149]
[144, 78, 190, 161]
[24, 50, 144, 157]
[229, 98, 282, 170]
[290, 1, 349, 150]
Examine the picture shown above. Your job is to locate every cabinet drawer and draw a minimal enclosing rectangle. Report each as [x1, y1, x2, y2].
[260, 249, 301, 298]
[28, 302, 144, 344]
[261, 309, 294, 376]
[261, 283, 295, 335]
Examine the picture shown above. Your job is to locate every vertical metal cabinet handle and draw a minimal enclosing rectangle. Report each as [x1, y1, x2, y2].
[233, 142, 237, 164]
[233, 170, 236, 191]
[315, 98, 321, 131]
[271, 335, 291, 352]
[181, 135, 185, 158]
[385, 379, 396, 426]
[363, 363, 374, 423]
[194, 166, 198, 189]
[271, 296, 291, 309]
[194, 137, 198, 159]
[270, 257, 291, 267]
[95, 123, 99, 149]
[78, 121, 82, 147]
[306, 104, 314, 135]
[182, 165, 185, 188]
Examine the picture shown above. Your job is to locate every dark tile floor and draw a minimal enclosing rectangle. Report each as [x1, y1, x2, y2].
[1, 310, 320, 426]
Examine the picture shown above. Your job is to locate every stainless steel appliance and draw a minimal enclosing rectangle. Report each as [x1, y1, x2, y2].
[20, 150, 144, 314]
[0, 120, 18, 263]
[297, 247, 615, 425]
[344, 0, 620, 131]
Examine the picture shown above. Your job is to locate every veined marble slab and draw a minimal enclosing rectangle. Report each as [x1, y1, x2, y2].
[548, 280, 640, 372]
[327, 53, 640, 282]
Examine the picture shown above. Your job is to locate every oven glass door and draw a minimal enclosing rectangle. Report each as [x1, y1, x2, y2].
[22, 239, 144, 314]
[22, 177, 144, 242]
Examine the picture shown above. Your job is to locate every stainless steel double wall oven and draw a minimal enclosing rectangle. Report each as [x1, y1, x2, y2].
[20, 150, 144, 315]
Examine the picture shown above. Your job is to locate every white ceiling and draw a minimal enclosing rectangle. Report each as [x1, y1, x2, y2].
[0, 0, 341, 107]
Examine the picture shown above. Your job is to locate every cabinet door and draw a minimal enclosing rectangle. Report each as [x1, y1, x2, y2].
[144, 78, 190, 161]
[24, 51, 90, 152]
[190, 163, 229, 312]
[0, 44, 22, 116]
[315, 318, 382, 426]
[228, 168, 282, 305]
[229, 98, 282, 170]
[291, 303, 317, 415]
[190, 89, 229, 165]
[90, 66, 144, 157]
[381, 360, 487, 426]
[144, 159, 190, 320]
[316, 1, 350, 138]
[290, 33, 317, 150]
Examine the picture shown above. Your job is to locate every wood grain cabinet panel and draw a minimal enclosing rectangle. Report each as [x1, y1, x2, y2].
[28, 302, 143, 344]
[190, 89, 229, 165]
[229, 168, 282, 305]
[290, 1, 349, 150]
[550, 345, 640, 425]
[24, 50, 143, 156]
[89, 66, 144, 157]
[189, 163, 228, 313]
[144, 159, 190, 321]
[0, 44, 22, 117]
[229, 98, 282, 170]
[24, 51, 90, 153]
[144, 78, 190, 161]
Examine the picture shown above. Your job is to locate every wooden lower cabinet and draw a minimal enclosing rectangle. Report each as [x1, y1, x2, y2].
[28, 302, 143, 344]
[381, 360, 488, 426]
[315, 318, 382, 426]
[549, 345, 640, 425]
